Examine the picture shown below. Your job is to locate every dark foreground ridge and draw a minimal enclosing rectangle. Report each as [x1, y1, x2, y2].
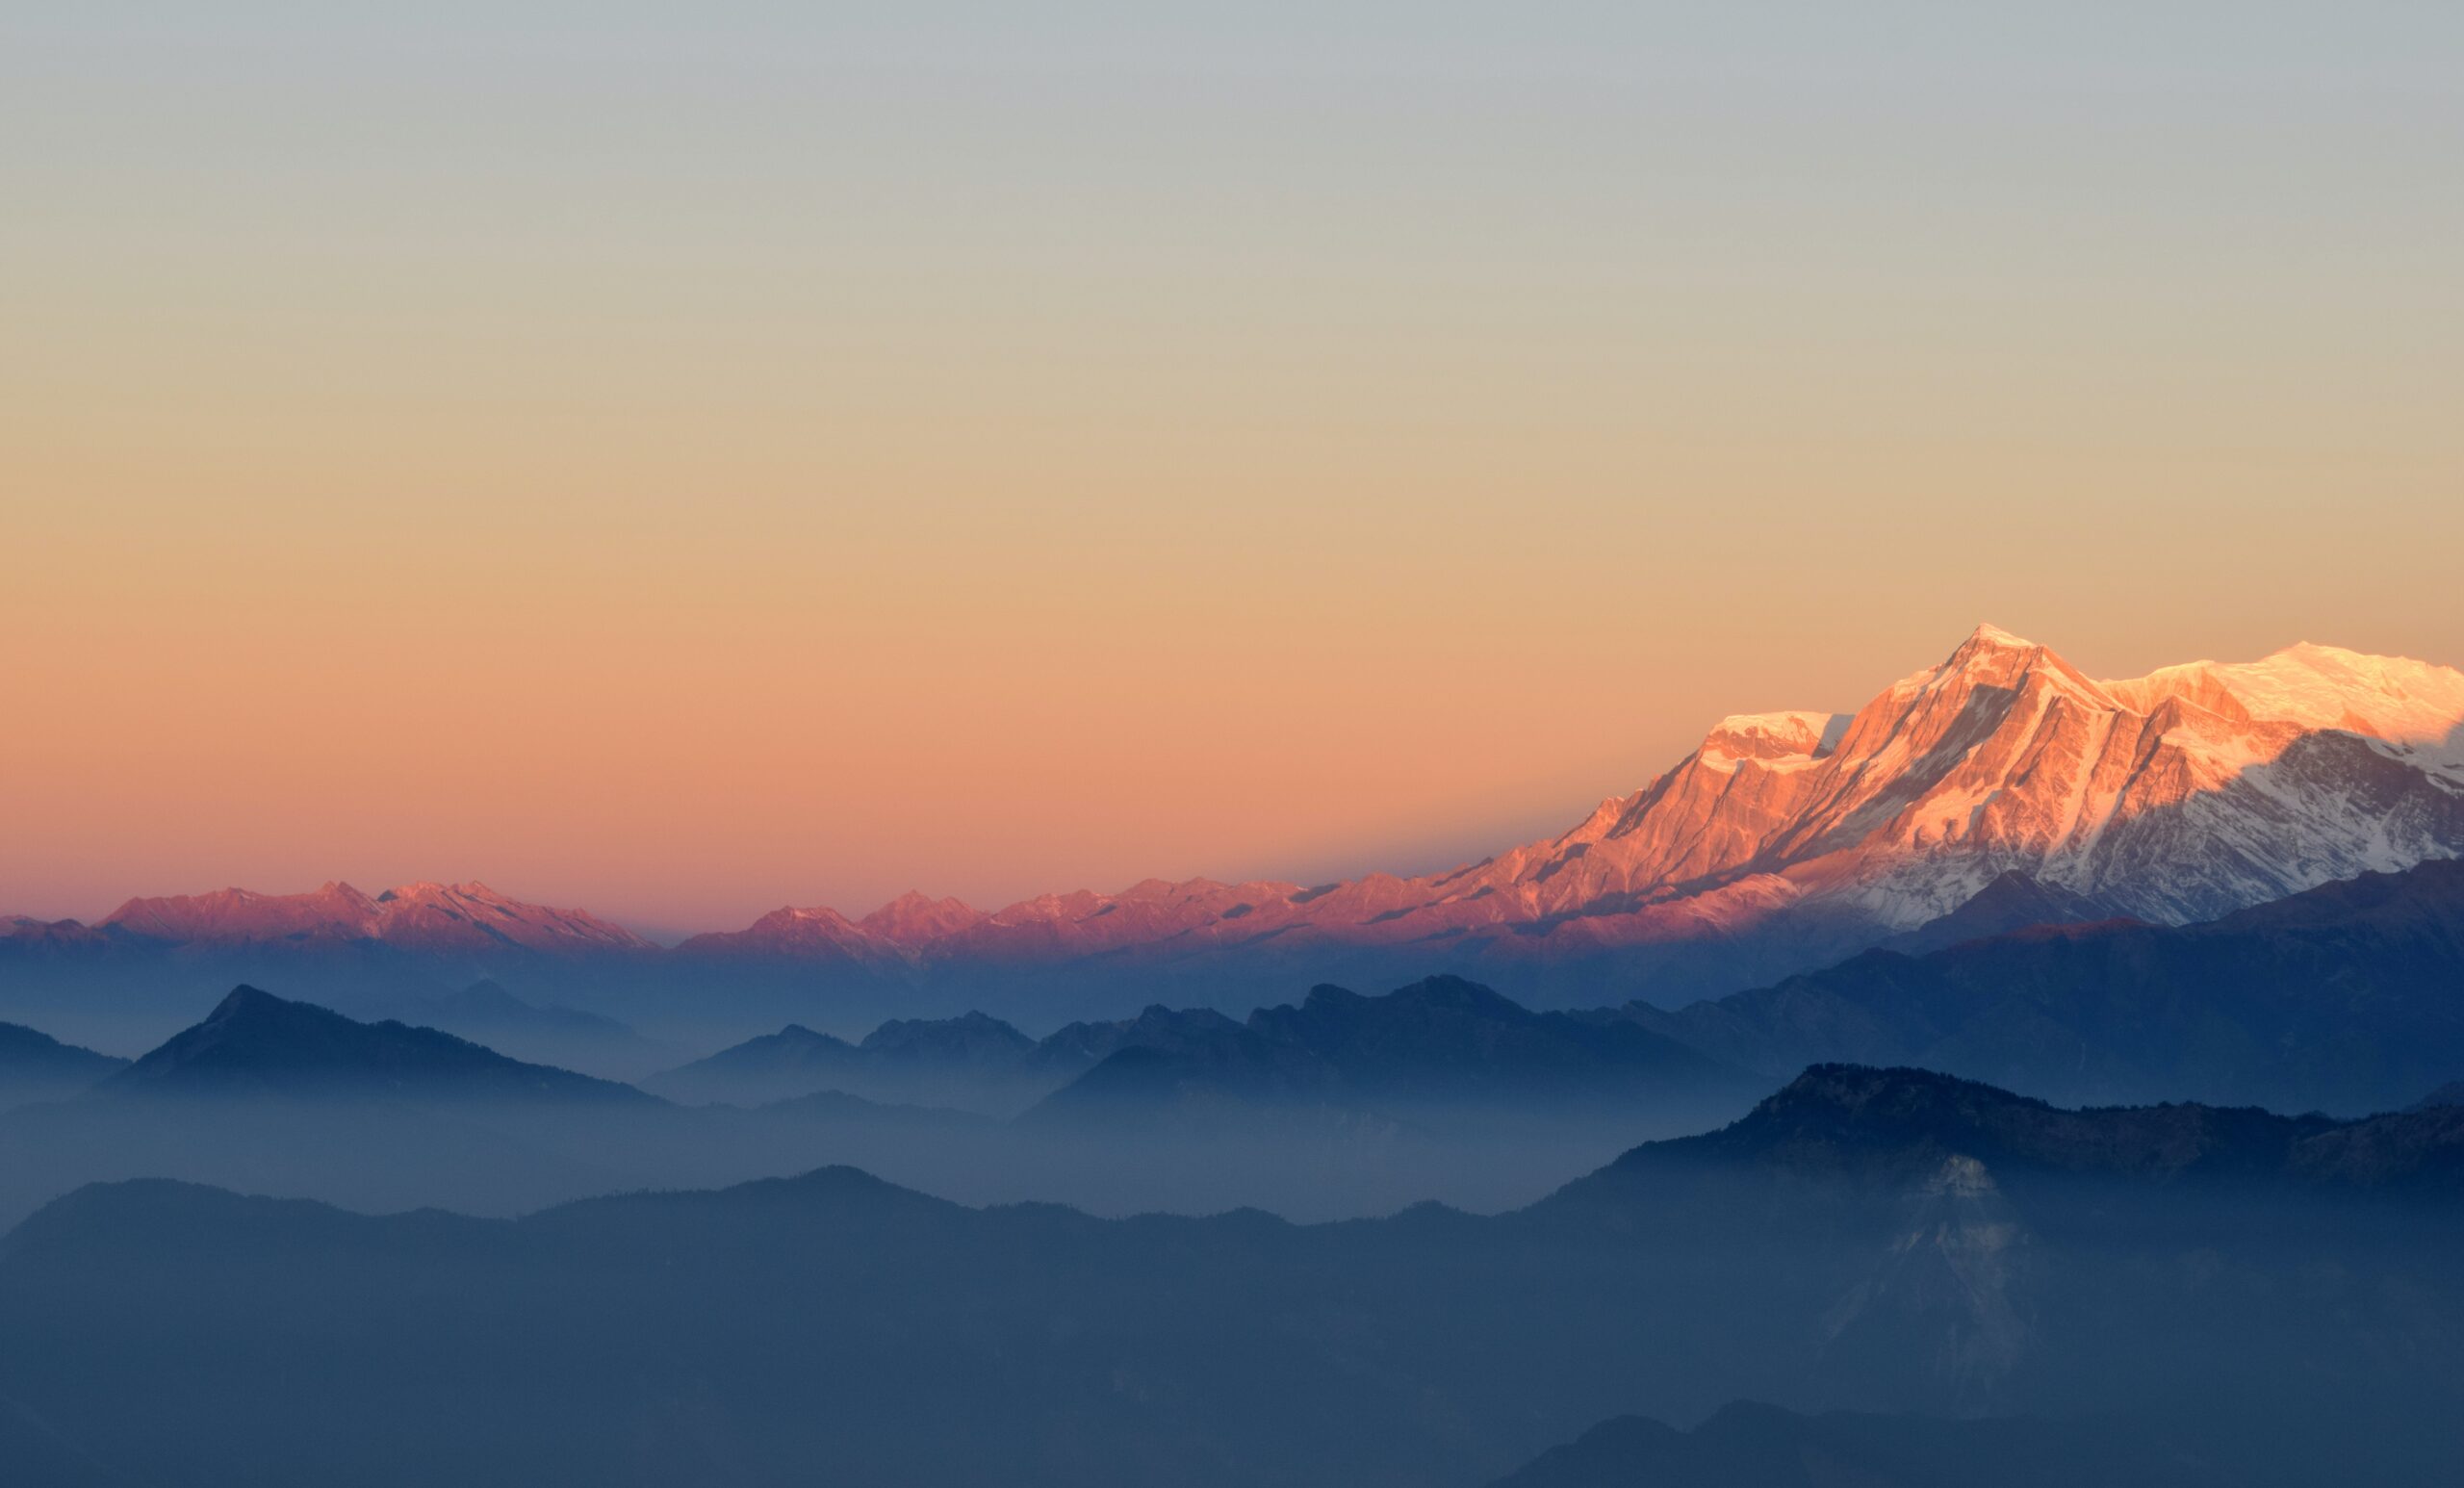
[5, 1065, 2462, 1487]
[1573, 1062, 2464, 1193]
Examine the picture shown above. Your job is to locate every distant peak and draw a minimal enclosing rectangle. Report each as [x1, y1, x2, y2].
[1923, 623, 2118, 708]
[1961, 622, 2037, 651]
[208, 984, 292, 1018]
[1381, 974, 1524, 1014]
[1300, 982, 1359, 1008]
[858, 889, 986, 943]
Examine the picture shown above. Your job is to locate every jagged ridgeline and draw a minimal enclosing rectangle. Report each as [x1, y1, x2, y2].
[8, 629, 2462, 1032]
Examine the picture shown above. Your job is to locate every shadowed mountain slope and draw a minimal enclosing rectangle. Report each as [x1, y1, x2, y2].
[99, 986, 654, 1105]
[645, 1013, 1054, 1113]
[1030, 975, 1753, 1126]
[645, 1022, 863, 1104]
[5, 1065, 2461, 1488]
[1552, 1064, 2464, 1196]
[0, 1021, 125, 1112]
[353, 980, 678, 1081]
[3, 988, 1661, 1228]
[1625, 859, 2464, 1114]
[653, 979, 1748, 1125]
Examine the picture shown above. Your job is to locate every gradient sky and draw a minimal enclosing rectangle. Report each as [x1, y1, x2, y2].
[5, 4, 2460, 935]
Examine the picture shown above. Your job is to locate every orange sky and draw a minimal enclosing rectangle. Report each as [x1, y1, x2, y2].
[5, 6, 2459, 933]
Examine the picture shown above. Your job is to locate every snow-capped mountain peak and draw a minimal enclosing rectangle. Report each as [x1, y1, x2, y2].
[96, 881, 649, 955]
[27, 627, 2464, 1011]
[2112, 643, 2464, 747]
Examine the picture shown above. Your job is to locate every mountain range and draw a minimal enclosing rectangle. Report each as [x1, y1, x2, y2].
[664, 628, 2464, 1001]
[456, 856, 2464, 1127]
[644, 1010, 1056, 1112]
[0, 980, 1726, 1227]
[93, 879, 651, 955]
[1028, 975, 1750, 1128]
[7, 629, 2460, 1025]
[1623, 857, 2464, 1115]
[20, 843, 2464, 1228]
[649, 975, 1753, 1123]
[5, 1064, 2459, 1487]
[355, 980, 681, 1082]
[100, 985, 654, 1106]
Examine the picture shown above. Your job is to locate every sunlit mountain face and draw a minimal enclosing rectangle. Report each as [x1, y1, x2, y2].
[96, 881, 653, 956]
[9, 627, 2463, 1021]
[679, 625, 2464, 994]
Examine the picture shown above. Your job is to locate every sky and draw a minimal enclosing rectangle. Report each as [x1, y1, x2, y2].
[4, 3, 2460, 935]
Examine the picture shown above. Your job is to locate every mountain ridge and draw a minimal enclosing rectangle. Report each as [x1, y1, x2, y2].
[1622, 858, 2464, 1115]
[0, 1021, 126, 1110]
[11, 628, 2460, 1013]
[99, 985, 654, 1105]
[92, 880, 651, 957]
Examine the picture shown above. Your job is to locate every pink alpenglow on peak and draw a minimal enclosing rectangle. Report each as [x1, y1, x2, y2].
[97, 881, 651, 955]
[662, 626, 2464, 974]
[859, 892, 988, 946]
[1702, 711, 1838, 757]
[673, 905, 911, 970]
[15, 628, 2464, 1003]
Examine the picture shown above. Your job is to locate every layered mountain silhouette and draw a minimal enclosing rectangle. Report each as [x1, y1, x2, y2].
[99, 986, 653, 1105]
[0, 1021, 123, 1111]
[647, 1021, 867, 1104]
[650, 976, 1751, 1124]
[0, 989, 1065, 1231]
[662, 859, 2464, 1128]
[0, 990, 670, 1231]
[356, 980, 678, 1081]
[0, 985, 1660, 1226]
[6, 1065, 2460, 1488]
[1624, 858, 2464, 1115]
[1031, 975, 1750, 1126]
[646, 1011, 1051, 1112]
[1553, 1063, 2464, 1195]
[9, 628, 2459, 1018]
